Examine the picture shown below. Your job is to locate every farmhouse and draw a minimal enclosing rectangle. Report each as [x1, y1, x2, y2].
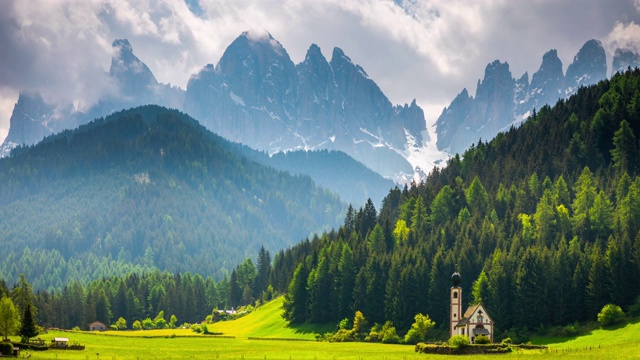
[450, 271, 494, 343]
[89, 320, 107, 331]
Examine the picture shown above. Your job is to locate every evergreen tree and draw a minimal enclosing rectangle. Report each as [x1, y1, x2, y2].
[611, 120, 638, 176]
[19, 303, 38, 343]
[282, 260, 310, 324]
[471, 270, 490, 305]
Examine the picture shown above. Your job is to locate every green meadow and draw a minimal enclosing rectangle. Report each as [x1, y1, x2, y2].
[12, 297, 640, 359]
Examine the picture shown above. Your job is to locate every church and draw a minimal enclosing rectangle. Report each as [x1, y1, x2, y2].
[450, 271, 494, 343]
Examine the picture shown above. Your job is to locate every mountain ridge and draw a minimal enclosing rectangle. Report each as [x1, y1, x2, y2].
[435, 39, 640, 155]
[0, 105, 345, 283]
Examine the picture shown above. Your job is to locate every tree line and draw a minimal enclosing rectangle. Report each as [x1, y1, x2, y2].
[0, 247, 272, 330]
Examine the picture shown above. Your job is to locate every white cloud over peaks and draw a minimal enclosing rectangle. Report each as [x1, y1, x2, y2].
[606, 21, 640, 53]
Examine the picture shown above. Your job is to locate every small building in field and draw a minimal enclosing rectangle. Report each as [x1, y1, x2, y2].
[450, 271, 495, 343]
[51, 337, 69, 348]
[89, 321, 107, 331]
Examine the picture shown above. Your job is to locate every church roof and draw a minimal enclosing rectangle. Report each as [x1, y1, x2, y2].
[455, 303, 493, 328]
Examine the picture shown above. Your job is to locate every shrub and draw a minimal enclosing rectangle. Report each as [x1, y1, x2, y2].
[561, 323, 579, 337]
[0, 342, 13, 356]
[191, 324, 201, 333]
[448, 335, 470, 349]
[404, 313, 435, 344]
[202, 323, 210, 335]
[500, 337, 512, 345]
[352, 311, 369, 341]
[474, 334, 490, 344]
[379, 321, 400, 344]
[598, 304, 625, 327]
[365, 323, 381, 342]
[132, 320, 142, 330]
[329, 329, 355, 342]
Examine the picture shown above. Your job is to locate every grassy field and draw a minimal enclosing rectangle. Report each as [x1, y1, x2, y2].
[12, 297, 640, 359]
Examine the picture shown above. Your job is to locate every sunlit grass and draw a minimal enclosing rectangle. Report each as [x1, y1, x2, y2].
[12, 298, 640, 359]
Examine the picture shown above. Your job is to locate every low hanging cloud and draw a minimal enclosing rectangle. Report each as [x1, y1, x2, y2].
[0, 0, 639, 142]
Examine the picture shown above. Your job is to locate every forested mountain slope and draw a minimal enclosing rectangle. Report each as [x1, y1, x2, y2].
[233, 147, 394, 208]
[0, 106, 345, 288]
[271, 69, 640, 339]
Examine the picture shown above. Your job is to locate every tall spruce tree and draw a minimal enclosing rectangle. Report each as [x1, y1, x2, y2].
[19, 303, 38, 343]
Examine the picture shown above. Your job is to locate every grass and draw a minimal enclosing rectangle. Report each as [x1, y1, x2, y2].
[11, 298, 640, 359]
[206, 296, 335, 339]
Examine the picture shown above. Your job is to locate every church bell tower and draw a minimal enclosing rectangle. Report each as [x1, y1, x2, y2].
[450, 271, 462, 338]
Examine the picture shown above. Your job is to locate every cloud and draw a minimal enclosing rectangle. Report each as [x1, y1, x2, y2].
[1, 0, 639, 143]
[606, 21, 640, 53]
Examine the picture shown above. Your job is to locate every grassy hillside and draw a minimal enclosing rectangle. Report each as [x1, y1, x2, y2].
[207, 296, 334, 339]
[532, 321, 640, 359]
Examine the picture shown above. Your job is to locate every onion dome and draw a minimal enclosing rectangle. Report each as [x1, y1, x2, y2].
[451, 271, 461, 287]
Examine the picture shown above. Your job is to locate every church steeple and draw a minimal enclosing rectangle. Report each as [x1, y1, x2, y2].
[450, 270, 462, 338]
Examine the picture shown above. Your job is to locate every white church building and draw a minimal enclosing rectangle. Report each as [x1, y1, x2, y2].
[450, 271, 494, 343]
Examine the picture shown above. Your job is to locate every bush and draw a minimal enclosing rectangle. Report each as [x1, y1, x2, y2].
[403, 313, 435, 344]
[598, 304, 625, 327]
[379, 321, 400, 344]
[448, 335, 469, 349]
[191, 324, 201, 333]
[561, 323, 579, 337]
[0, 342, 13, 356]
[338, 317, 351, 330]
[500, 337, 512, 345]
[329, 329, 355, 342]
[474, 334, 490, 344]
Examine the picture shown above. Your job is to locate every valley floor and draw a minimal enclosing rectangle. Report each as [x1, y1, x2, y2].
[11, 298, 640, 359]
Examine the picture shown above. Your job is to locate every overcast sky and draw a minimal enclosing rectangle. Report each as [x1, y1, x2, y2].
[1, 0, 639, 143]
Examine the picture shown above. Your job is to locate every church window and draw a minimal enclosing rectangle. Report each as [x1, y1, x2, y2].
[453, 291, 458, 298]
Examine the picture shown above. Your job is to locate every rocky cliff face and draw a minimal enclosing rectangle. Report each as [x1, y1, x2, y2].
[435, 61, 514, 155]
[1, 39, 184, 157]
[184, 31, 426, 178]
[565, 39, 607, 96]
[435, 39, 613, 155]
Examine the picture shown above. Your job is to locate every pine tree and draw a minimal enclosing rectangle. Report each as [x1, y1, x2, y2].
[19, 303, 38, 343]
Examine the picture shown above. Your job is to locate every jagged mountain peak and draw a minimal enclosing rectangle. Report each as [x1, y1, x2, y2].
[536, 49, 563, 76]
[478, 60, 512, 90]
[110, 38, 158, 97]
[233, 29, 287, 57]
[565, 39, 606, 96]
[305, 43, 324, 60]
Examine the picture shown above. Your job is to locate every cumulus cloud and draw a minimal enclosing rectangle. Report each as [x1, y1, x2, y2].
[0, 0, 639, 142]
[606, 21, 640, 53]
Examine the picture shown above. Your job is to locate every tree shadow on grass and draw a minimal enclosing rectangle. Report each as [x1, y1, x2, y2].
[287, 322, 335, 335]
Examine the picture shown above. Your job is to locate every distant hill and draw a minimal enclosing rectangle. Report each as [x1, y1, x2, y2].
[0, 105, 345, 286]
[233, 146, 395, 208]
